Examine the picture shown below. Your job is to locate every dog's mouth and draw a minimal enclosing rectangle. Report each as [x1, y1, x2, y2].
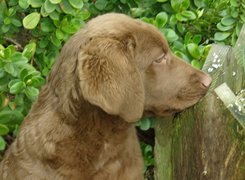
[176, 90, 208, 107]
[144, 107, 182, 117]
[157, 108, 181, 116]
[143, 91, 209, 118]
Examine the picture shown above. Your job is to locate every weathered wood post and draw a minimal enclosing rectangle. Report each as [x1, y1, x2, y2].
[155, 25, 245, 180]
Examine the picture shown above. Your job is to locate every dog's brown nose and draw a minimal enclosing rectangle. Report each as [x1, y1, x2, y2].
[201, 74, 212, 88]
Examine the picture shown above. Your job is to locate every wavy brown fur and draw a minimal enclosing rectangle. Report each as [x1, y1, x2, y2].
[0, 13, 211, 179]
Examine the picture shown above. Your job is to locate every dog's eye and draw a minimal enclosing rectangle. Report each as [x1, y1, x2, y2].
[154, 54, 166, 63]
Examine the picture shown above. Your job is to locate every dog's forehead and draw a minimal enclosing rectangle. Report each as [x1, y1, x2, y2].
[85, 13, 169, 68]
[87, 13, 168, 48]
[123, 17, 169, 53]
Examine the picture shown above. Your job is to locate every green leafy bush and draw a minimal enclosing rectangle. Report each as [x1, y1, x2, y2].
[0, 43, 44, 150]
[0, 0, 244, 173]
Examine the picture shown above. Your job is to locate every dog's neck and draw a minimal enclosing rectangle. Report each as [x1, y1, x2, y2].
[31, 84, 133, 133]
[69, 99, 132, 133]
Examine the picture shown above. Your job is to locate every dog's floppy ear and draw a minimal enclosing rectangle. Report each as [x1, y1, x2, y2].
[78, 37, 144, 122]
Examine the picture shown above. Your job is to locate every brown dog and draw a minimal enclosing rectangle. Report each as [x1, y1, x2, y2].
[0, 13, 211, 179]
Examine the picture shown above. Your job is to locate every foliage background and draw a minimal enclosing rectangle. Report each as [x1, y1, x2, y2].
[0, 0, 244, 175]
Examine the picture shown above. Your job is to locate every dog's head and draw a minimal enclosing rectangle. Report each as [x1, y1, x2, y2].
[50, 13, 211, 122]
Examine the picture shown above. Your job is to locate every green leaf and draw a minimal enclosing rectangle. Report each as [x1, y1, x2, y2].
[10, 52, 28, 65]
[61, 18, 79, 34]
[172, 40, 185, 51]
[221, 16, 236, 26]
[193, 35, 202, 44]
[41, 19, 55, 32]
[241, 15, 245, 23]
[231, 31, 236, 46]
[13, 125, 19, 136]
[176, 13, 188, 22]
[8, 79, 21, 89]
[28, 76, 45, 87]
[0, 109, 24, 124]
[49, 0, 61, 4]
[10, 81, 25, 94]
[138, 118, 151, 131]
[60, 0, 75, 15]
[68, 0, 83, 9]
[178, 24, 186, 34]
[4, 45, 16, 59]
[235, 23, 242, 36]
[171, 0, 180, 11]
[0, 70, 5, 79]
[41, 4, 49, 17]
[184, 32, 192, 44]
[0, 124, 9, 136]
[171, 0, 190, 12]
[10, 52, 23, 62]
[14, 94, 24, 106]
[0, 94, 4, 107]
[4, 17, 12, 25]
[191, 60, 201, 69]
[169, 15, 177, 27]
[50, 34, 61, 47]
[42, 67, 50, 76]
[194, 0, 207, 8]
[95, 0, 108, 10]
[20, 68, 29, 80]
[0, 136, 6, 151]
[1, 25, 10, 33]
[131, 8, 145, 18]
[175, 51, 190, 62]
[231, 8, 239, 18]
[8, 7, 17, 16]
[56, 29, 64, 39]
[23, 71, 41, 83]
[18, 0, 29, 9]
[49, 11, 60, 20]
[24, 86, 39, 101]
[157, 0, 168, 2]
[202, 44, 211, 57]
[11, 18, 22, 27]
[4, 63, 15, 76]
[197, 9, 204, 18]
[22, 42, 36, 60]
[28, 0, 43, 8]
[155, 12, 168, 28]
[214, 32, 231, 41]
[187, 43, 201, 59]
[38, 39, 49, 48]
[23, 12, 41, 29]
[0, 111, 12, 124]
[181, 10, 196, 20]
[217, 22, 234, 31]
[143, 144, 153, 154]
[0, 77, 9, 92]
[230, 0, 238, 7]
[161, 28, 179, 43]
[80, 10, 91, 20]
[0, 44, 4, 51]
[44, 0, 56, 13]
[88, 4, 100, 15]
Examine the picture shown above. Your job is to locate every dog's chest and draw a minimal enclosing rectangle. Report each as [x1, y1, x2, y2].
[90, 134, 144, 180]
[43, 123, 144, 179]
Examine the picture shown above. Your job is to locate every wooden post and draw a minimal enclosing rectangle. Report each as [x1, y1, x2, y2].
[155, 25, 245, 180]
